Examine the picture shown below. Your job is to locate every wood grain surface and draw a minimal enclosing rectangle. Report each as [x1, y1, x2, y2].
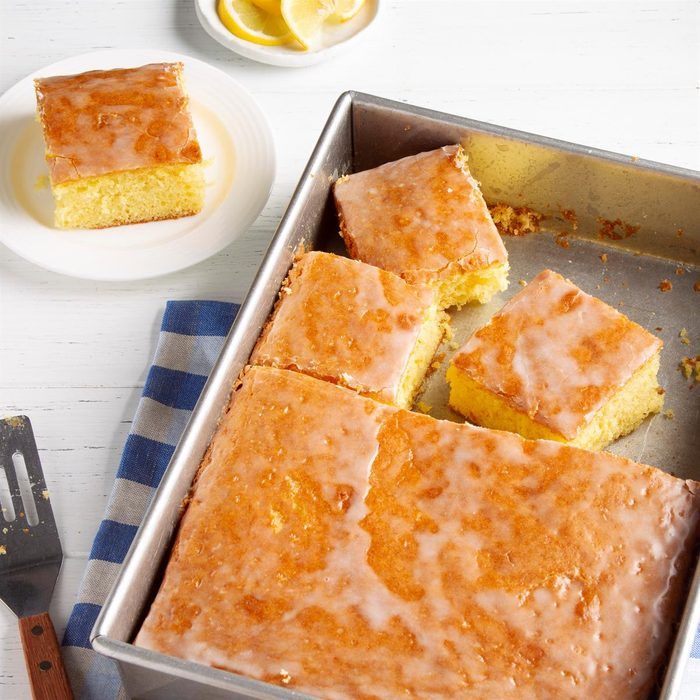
[18, 613, 72, 700]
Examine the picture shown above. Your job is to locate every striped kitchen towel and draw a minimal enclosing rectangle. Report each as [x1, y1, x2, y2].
[61, 300, 239, 700]
[60, 299, 700, 698]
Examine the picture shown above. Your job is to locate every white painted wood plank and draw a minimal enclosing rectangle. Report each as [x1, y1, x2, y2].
[1, 2, 699, 167]
[1, 0, 698, 698]
[1, 388, 138, 554]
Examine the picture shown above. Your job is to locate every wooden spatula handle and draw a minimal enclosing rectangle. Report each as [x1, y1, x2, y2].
[19, 612, 73, 700]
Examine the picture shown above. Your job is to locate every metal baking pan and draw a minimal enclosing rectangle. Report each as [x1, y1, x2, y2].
[92, 91, 700, 699]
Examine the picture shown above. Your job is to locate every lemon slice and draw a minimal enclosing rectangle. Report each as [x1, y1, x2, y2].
[280, 0, 333, 50]
[218, 0, 291, 45]
[281, 0, 365, 49]
[332, 0, 365, 21]
[251, 0, 282, 15]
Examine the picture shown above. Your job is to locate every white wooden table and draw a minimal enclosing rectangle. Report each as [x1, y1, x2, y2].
[1, 1, 699, 697]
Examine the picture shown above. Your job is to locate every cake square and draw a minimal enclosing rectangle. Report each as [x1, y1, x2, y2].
[333, 145, 509, 308]
[34, 62, 204, 229]
[250, 251, 447, 408]
[136, 366, 698, 699]
[447, 269, 664, 450]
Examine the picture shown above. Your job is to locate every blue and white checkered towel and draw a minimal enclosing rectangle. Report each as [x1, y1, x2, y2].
[60, 299, 700, 699]
[62, 300, 239, 699]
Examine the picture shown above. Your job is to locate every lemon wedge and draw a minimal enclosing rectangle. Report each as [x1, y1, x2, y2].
[280, 0, 330, 50]
[331, 0, 365, 21]
[281, 0, 366, 49]
[251, 0, 282, 15]
[218, 0, 291, 45]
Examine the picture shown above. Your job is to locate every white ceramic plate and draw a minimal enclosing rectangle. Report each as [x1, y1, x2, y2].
[0, 49, 275, 281]
[195, 0, 381, 67]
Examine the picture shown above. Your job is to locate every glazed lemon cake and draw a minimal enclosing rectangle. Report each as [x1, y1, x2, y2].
[34, 62, 204, 229]
[333, 145, 509, 308]
[137, 366, 699, 699]
[447, 269, 664, 450]
[251, 251, 447, 408]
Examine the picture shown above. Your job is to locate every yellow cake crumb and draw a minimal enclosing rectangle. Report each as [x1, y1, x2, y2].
[561, 208, 578, 230]
[555, 233, 570, 248]
[663, 409, 674, 420]
[597, 218, 639, 240]
[430, 262, 509, 309]
[679, 356, 700, 382]
[679, 328, 690, 345]
[489, 203, 543, 236]
[279, 669, 292, 685]
[34, 174, 49, 190]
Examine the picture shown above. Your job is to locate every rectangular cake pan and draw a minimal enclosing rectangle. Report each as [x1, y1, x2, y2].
[92, 91, 700, 699]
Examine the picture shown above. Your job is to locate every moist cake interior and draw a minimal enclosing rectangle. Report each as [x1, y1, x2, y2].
[51, 162, 205, 229]
[448, 352, 664, 451]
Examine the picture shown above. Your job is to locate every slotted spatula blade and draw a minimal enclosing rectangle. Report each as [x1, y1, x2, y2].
[0, 415, 72, 700]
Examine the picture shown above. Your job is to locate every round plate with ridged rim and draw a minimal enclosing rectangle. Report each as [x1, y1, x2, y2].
[0, 49, 275, 281]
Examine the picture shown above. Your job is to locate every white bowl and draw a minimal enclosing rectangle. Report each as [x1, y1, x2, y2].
[195, 0, 381, 67]
[0, 49, 275, 281]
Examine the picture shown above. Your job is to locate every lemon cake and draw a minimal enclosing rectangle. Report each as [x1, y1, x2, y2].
[250, 251, 447, 408]
[447, 269, 664, 450]
[136, 366, 699, 699]
[333, 145, 509, 308]
[34, 62, 204, 229]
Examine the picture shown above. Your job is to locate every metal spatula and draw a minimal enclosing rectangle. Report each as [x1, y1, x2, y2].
[0, 415, 72, 700]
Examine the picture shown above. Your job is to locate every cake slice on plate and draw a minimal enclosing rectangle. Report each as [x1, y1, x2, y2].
[447, 269, 664, 450]
[34, 62, 204, 229]
[333, 145, 509, 308]
[251, 251, 447, 408]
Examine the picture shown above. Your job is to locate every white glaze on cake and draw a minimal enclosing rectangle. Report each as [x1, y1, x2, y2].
[251, 251, 439, 403]
[333, 145, 508, 286]
[136, 367, 697, 699]
[452, 269, 663, 438]
[34, 62, 202, 185]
